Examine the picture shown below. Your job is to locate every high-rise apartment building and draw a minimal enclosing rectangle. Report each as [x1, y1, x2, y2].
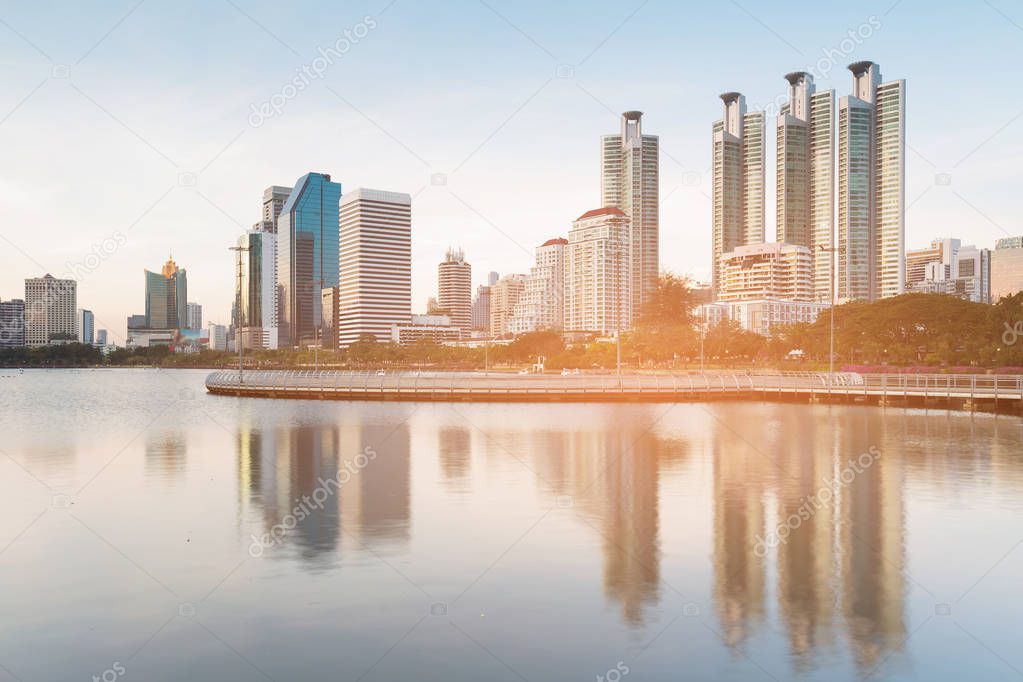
[76, 308, 94, 344]
[24, 274, 76, 346]
[145, 257, 187, 329]
[602, 111, 659, 312]
[837, 61, 906, 302]
[438, 248, 471, 333]
[992, 237, 1023, 300]
[186, 302, 203, 330]
[277, 172, 341, 347]
[237, 230, 278, 349]
[776, 72, 835, 302]
[338, 188, 412, 347]
[712, 93, 765, 297]
[261, 185, 292, 233]
[0, 299, 25, 347]
[717, 242, 813, 302]
[509, 237, 567, 334]
[489, 274, 526, 337]
[564, 208, 631, 335]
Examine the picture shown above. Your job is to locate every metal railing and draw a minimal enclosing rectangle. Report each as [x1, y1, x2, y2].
[205, 370, 1023, 401]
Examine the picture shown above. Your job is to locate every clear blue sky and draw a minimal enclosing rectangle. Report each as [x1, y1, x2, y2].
[1, 0, 1020, 340]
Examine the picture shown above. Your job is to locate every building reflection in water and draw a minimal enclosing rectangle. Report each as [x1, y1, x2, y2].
[236, 419, 411, 562]
[710, 404, 906, 673]
[437, 426, 472, 488]
[145, 431, 186, 480]
[527, 412, 689, 626]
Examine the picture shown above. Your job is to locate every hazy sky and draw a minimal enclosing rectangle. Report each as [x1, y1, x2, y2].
[1, 0, 1021, 342]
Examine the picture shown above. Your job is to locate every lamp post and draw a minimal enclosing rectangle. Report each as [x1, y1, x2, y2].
[229, 244, 250, 385]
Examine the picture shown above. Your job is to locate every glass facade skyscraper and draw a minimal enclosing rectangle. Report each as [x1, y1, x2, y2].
[277, 172, 341, 347]
[144, 257, 187, 329]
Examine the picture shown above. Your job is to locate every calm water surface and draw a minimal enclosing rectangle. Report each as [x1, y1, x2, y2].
[2, 369, 1022, 681]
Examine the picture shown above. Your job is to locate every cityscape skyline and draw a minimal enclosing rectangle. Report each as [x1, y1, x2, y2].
[1, 3, 1022, 342]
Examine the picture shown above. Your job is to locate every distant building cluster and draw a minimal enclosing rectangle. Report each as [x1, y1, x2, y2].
[5, 59, 1023, 353]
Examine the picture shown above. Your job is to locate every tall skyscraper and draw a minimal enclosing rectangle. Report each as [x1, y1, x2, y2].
[237, 230, 278, 349]
[838, 61, 906, 302]
[510, 237, 567, 334]
[24, 274, 76, 346]
[712, 93, 765, 297]
[76, 308, 94, 344]
[186, 302, 203, 330]
[338, 188, 412, 347]
[438, 248, 471, 333]
[602, 111, 659, 312]
[277, 172, 341, 347]
[261, 185, 292, 233]
[776, 72, 835, 302]
[145, 256, 187, 329]
[0, 299, 25, 348]
[565, 208, 631, 335]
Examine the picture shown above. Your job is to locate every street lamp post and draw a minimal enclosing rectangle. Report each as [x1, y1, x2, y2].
[229, 244, 250, 385]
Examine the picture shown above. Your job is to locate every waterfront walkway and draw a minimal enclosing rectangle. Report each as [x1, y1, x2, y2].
[205, 370, 1023, 412]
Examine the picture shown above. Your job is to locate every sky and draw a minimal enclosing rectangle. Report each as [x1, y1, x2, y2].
[1, 0, 1021, 343]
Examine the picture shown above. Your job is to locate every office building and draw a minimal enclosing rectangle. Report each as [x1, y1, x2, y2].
[471, 285, 492, 332]
[186, 302, 203, 330]
[955, 245, 990, 304]
[509, 237, 567, 334]
[76, 308, 94, 344]
[338, 188, 412, 347]
[321, 286, 339, 349]
[717, 242, 813, 302]
[712, 93, 765, 297]
[489, 274, 526, 337]
[207, 323, 228, 351]
[237, 229, 278, 349]
[95, 329, 108, 347]
[906, 239, 958, 290]
[837, 61, 906, 302]
[145, 256, 187, 329]
[262, 185, 292, 233]
[277, 172, 341, 347]
[776, 72, 835, 302]
[0, 299, 25, 348]
[905, 238, 990, 304]
[438, 247, 471, 333]
[992, 237, 1023, 300]
[390, 314, 461, 345]
[602, 111, 659, 311]
[24, 274, 76, 346]
[564, 207, 631, 335]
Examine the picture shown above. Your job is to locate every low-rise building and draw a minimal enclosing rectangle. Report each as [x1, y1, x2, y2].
[390, 314, 461, 345]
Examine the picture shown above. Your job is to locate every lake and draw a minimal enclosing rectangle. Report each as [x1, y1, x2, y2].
[1, 368, 1021, 681]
